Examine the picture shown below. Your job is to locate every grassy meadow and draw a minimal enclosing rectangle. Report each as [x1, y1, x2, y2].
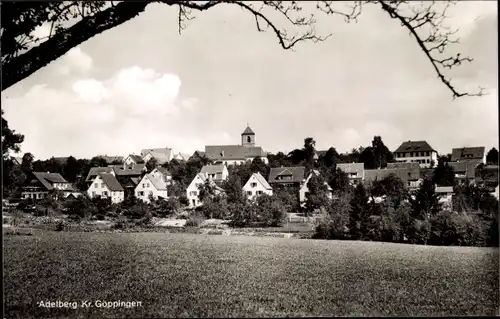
[4, 231, 499, 318]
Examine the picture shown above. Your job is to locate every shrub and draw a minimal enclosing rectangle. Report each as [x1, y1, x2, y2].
[229, 202, 255, 227]
[200, 196, 230, 220]
[185, 212, 204, 227]
[430, 210, 486, 246]
[55, 221, 65, 231]
[255, 194, 287, 227]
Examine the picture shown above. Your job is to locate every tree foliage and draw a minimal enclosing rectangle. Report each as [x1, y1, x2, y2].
[432, 157, 456, 186]
[1, 110, 24, 159]
[486, 147, 498, 165]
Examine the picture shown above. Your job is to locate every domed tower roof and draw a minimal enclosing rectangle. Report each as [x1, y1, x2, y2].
[242, 126, 254, 135]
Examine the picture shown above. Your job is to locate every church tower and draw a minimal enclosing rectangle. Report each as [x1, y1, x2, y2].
[241, 125, 255, 147]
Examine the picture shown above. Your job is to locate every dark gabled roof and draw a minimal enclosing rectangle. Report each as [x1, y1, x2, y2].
[364, 168, 409, 187]
[32, 172, 68, 191]
[98, 173, 124, 191]
[268, 166, 306, 184]
[192, 150, 206, 158]
[446, 162, 476, 179]
[242, 126, 255, 135]
[153, 167, 171, 175]
[337, 163, 365, 174]
[387, 162, 420, 180]
[112, 164, 146, 176]
[451, 147, 485, 162]
[127, 154, 145, 164]
[86, 167, 114, 182]
[200, 165, 225, 175]
[205, 145, 266, 160]
[394, 141, 436, 153]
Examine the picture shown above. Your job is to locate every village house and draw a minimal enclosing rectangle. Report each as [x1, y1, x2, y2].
[191, 150, 206, 159]
[173, 152, 191, 162]
[124, 154, 145, 166]
[22, 172, 76, 200]
[205, 125, 268, 165]
[435, 186, 454, 209]
[242, 172, 273, 201]
[446, 162, 477, 185]
[336, 163, 365, 185]
[150, 167, 173, 185]
[450, 147, 485, 165]
[85, 166, 115, 185]
[387, 162, 421, 190]
[87, 173, 124, 204]
[393, 140, 438, 168]
[200, 164, 229, 184]
[268, 166, 306, 187]
[363, 168, 410, 189]
[299, 170, 333, 206]
[134, 172, 168, 203]
[186, 173, 225, 208]
[141, 148, 174, 165]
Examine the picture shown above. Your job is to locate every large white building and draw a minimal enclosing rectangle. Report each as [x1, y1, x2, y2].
[204, 125, 268, 166]
[393, 140, 438, 168]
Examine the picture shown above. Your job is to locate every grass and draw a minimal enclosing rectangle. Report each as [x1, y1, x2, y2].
[4, 231, 499, 318]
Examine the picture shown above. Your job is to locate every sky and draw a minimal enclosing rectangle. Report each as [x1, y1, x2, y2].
[2, 1, 498, 160]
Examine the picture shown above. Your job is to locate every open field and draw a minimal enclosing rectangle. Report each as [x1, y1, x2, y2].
[4, 231, 499, 318]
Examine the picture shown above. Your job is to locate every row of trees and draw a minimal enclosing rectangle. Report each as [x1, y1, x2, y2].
[315, 173, 499, 247]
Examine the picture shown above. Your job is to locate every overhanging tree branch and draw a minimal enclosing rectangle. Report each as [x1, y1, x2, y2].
[1, 1, 150, 91]
[378, 0, 485, 99]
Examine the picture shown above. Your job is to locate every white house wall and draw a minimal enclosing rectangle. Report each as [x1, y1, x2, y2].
[186, 175, 205, 208]
[243, 175, 273, 201]
[134, 175, 168, 203]
[394, 151, 438, 168]
[87, 176, 124, 204]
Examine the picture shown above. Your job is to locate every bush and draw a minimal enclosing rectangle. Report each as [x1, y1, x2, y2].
[255, 195, 287, 227]
[185, 212, 204, 227]
[200, 196, 230, 220]
[429, 210, 486, 246]
[55, 221, 65, 231]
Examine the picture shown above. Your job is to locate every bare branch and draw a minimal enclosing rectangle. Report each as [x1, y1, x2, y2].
[2, 2, 151, 91]
[378, 0, 485, 99]
[316, 1, 364, 23]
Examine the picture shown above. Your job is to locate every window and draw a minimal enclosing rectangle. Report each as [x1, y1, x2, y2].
[149, 191, 153, 196]
[426, 151, 430, 156]
[92, 191, 96, 197]
[138, 191, 144, 196]
[256, 191, 263, 195]
[251, 182, 257, 188]
[190, 191, 197, 196]
[103, 191, 108, 196]
[101, 183, 104, 188]
[38, 193, 43, 199]
[247, 136, 251, 143]
[247, 191, 252, 195]
[146, 183, 150, 188]
[142, 184, 145, 188]
[426, 159, 429, 163]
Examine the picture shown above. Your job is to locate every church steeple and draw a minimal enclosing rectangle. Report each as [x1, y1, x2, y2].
[241, 124, 255, 147]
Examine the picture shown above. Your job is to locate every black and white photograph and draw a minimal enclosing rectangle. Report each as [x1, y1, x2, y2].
[1, 1, 498, 317]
